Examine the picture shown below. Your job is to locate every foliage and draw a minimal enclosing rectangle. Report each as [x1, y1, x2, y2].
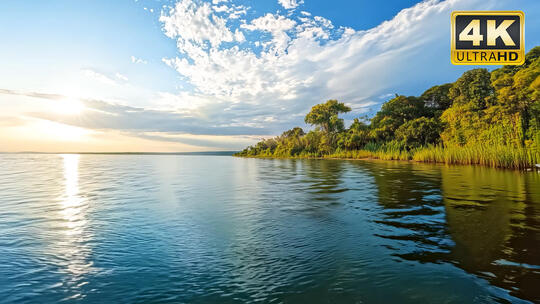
[448, 68, 494, 110]
[420, 83, 453, 111]
[304, 99, 351, 133]
[395, 117, 443, 148]
[370, 95, 427, 141]
[235, 46, 540, 169]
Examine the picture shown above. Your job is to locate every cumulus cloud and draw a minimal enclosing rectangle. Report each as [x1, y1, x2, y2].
[158, 0, 509, 138]
[160, 0, 235, 47]
[278, 0, 303, 10]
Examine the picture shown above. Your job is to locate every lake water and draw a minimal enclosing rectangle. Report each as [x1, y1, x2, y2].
[0, 154, 539, 303]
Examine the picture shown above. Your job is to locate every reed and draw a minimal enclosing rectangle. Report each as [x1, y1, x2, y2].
[325, 147, 413, 161]
[412, 145, 539, 170]
[321, 145, 539, 169]
[237, 143, 539, 170]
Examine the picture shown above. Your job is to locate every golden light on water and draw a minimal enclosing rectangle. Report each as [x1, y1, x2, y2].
[57, 154, 95, 291]
[63, 154, 80, 203]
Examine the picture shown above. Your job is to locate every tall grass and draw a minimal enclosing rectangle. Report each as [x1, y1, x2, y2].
[237, 144, 539, 170]
[413, 145, 539, 170]
[326, 147, 413, 161]
[320, 144, 539, 169]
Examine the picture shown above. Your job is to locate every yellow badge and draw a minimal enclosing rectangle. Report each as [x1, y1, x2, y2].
[451, 11, 524, 65]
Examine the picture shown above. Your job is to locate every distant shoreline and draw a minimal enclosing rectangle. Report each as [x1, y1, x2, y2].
[0, 151, 238, 156]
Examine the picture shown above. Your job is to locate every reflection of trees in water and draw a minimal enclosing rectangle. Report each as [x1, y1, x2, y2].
[359, 161, 451, 260]
[442, 167, 540, 302]
[364, 161, 540, 302]
[256, 159, 348, 205]
[301, 159, 347, 198]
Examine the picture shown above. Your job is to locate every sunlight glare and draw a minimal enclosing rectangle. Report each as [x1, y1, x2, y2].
[53, 99, 86, 115]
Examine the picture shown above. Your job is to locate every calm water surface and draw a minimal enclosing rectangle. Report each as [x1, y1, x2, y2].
[0, 154, 539, 303]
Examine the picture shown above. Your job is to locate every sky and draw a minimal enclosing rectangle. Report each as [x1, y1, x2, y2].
[0, 0, 539, 152]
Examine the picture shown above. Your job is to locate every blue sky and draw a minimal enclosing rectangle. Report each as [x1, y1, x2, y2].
[0, 0, 426, 98]
[0, 0, 539, 152]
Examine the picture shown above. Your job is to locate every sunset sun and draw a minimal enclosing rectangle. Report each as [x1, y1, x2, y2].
[53, 99, 86, 115]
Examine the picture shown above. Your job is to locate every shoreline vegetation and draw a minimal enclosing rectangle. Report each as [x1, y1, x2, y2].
[235, 47, 540, 170]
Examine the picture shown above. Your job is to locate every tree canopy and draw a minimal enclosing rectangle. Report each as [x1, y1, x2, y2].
[304, 99, 351, 133]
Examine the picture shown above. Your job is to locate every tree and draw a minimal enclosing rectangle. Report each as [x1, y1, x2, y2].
[274, 127, 306, 156]
[304, 99, 351, 133]
[335, 118, 373, 150]
[395, 117, 443, 148]
[421, 83, 453, 111]
[370, 95, 427, 141]
[302, 130, 323, 154]
[449, 68, 493, 110]
[490, 49, 540, 146]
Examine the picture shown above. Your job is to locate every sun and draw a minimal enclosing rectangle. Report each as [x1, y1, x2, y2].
[52, 99, 86, 115]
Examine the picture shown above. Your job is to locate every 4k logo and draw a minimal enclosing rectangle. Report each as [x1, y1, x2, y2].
[451, 11, 524, 65]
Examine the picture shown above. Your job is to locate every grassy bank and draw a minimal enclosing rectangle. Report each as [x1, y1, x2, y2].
[412, 145, 539, 170]
[236, 145, 540, 170]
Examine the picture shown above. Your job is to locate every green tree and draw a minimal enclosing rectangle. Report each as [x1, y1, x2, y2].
[302, 130, 323, 154]
[274, 127, 305, 156]
[476, 48, 540, 147]
[304, 99, 351, 133]
[336, 118, 373, 150]
[449, 68, 493, 110]
[421, 83, 453, 111]
[395, 117, 443, 148]
[371, 95, 427, 141]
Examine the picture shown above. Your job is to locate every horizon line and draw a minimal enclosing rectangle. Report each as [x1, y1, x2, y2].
[0, 151, 239, 155]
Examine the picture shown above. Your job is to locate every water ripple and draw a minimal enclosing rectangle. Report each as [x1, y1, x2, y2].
[0, 155, 538, 303]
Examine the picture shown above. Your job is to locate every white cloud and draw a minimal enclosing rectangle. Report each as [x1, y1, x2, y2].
[162, 0, 469, 109]
[115, 73, 129, 81]
[130, 55, 147, 64]
[234, 29, 245, 42]
[160, 0, 234, 48]
[158, 0, 512, 139]
[82, 69, 117, 86]
[241, 13, 297, 53]
[278, 0, 303, 10]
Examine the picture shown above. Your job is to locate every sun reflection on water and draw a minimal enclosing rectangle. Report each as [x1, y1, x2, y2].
[61, 154, 87, 234]
[57, 154, 95, 298]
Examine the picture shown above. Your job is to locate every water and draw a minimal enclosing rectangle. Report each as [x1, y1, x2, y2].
[0, 154, 539, 303]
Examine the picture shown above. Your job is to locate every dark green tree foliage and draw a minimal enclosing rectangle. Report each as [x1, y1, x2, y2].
[304, 99, 351, 133]
[370, 95, 427, 141]
[421, 83, 453, 111]
[448, 69, 494, 110]
[235, 46, 540, 158]
[336, 118, 372, 150]
[395, 117, 443, 148]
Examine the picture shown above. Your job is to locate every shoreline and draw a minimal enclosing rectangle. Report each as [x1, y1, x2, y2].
[233, 154, 540, 171]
